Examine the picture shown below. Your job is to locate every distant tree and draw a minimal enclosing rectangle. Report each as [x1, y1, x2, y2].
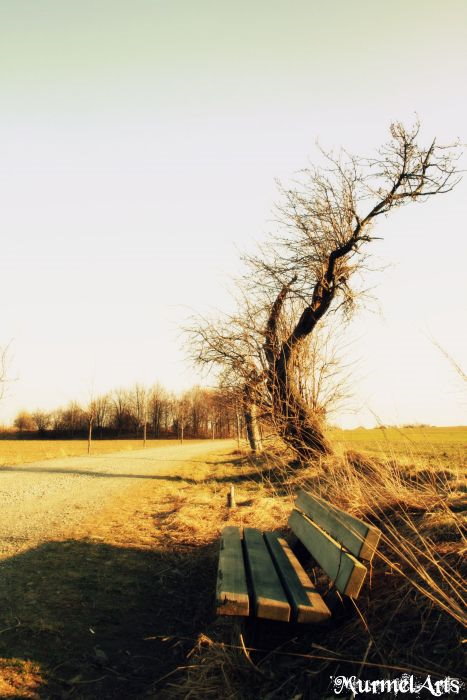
[111, 388, 132, 436]
[32, 410, 51, 434]
[14, 410, 36, 433]
[57, 401, 87, 437]
[92, 394, 111, 436]
[131, 384, 148, 440]
[176, 395, 190, 444]
[85, 399, 98, 454]
[148, 383, 169, 437]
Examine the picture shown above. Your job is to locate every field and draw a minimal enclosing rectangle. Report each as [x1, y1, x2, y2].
[331, 425, 466, 467]
[1, 426, 464, 469]
[0, 427, 465, 698]
[0, 438, 205, 466]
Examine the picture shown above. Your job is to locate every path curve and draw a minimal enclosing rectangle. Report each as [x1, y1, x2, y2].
[0, 440, 234, 558]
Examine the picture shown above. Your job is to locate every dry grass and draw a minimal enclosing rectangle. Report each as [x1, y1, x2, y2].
[0, 438, 205, 466]
[0, 659, 42, 699]
[0, 428, 464, 698]
[159, 428, 466, 699]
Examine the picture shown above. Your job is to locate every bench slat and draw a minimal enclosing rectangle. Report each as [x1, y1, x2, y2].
[264, 532, 331, 623]
[296, 490, 381, 561]
[288, 510, 367, 598]
[216, 526, 249, 616]
[243, 527, 290, 621]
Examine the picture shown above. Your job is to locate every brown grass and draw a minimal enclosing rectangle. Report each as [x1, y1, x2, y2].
[0, 438, 205, 466]
[0, 659, 42, 699]
[0, 428, 465, 698]
[159, 430, 466, 699]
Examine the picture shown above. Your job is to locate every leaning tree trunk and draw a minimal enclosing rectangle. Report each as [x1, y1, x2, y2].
[272, 352, 331, 459]
[265, 279, 333, 461]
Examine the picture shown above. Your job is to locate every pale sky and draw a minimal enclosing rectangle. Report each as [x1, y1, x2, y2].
[1, 0, 466, 427]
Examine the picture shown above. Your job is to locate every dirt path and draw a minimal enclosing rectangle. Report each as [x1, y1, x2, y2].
[0, 439, 239, 698]
[0, 440, 234, 559]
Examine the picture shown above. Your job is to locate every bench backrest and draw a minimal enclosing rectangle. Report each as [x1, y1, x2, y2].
[288, 490, 381, 599]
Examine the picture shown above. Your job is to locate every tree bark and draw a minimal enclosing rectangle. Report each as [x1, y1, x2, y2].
[244, 401, 262, 453]
[265, 280, 332, 459]
[272, 348, 331, 458]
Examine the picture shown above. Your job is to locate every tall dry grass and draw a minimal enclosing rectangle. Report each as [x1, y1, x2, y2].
[160, 437, 466, 699]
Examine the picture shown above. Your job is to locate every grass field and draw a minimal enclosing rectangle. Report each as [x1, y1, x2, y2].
[0, 427, 465, 697]
[0, 438, 206, 466]
[330, 425, 466, 467]
[1, 426, 465, 469]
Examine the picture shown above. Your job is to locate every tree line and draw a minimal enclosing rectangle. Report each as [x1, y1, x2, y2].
[10, 384, 240, 441]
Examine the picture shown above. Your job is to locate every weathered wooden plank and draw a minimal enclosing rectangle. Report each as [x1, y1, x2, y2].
[216, 526, 249, 616]
[264, 532, 331, 623]
[288, 510, 367, 598]
[296, 490, 381, 561]
[243, 527, 290, 621]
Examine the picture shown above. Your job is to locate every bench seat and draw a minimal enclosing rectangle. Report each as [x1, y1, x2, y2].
[216, 526, 331, 623]
[216, 490, 381, 623]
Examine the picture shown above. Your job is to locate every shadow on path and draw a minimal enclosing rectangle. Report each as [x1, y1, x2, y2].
[0, 455, 286, 489]
[0, 465, 201, 482]
[0, 537, 217, 698]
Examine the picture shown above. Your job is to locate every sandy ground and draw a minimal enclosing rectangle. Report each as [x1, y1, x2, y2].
[0, 440, 234, 559]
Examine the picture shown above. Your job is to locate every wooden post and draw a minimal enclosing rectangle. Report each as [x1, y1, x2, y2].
[87, 417, 93, 455]
[228, 484, 236, 508]
[143, 404, 147, 448]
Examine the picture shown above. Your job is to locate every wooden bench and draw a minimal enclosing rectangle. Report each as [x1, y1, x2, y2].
[216, 489, 381, 624]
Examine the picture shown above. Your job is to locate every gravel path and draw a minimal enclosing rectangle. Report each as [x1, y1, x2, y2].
[0, 440, 233, 558]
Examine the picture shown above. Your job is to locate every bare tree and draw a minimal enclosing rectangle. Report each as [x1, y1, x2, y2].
[32, 410, 51, 434]
[111, 388, 132, 436]
[57, 401, 86, 437]
[14, 410, 36, 433]
[131, 384, 148, 440]
[250, 121, 460, 458]
[290, 318, 354, 420]
[187, 297, 355, 452]
[92, 394, 111, 437]
[86, 400, 95, 454]
[148, 383, 168, 437]
[176, 395, 190, 444]
[186, 307, 266, 452]
[189, 123, 460, 460]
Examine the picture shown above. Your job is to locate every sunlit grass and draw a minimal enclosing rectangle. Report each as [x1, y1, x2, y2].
[329, 425, 466, 471]
[0, 428, 464, 697]
[0, 438, 207, 466]
[161, 431, 466, 699]
[0, 658, 43, 699]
